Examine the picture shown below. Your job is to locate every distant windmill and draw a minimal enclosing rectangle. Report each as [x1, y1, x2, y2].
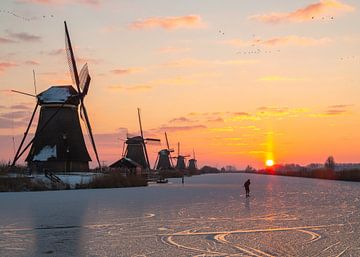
[11, 21, 101, 173]
[188, 149, 198, 171]
[154, 132, 174, 170]
[174, 142, 190, 170]
[114, 108, 160, 170]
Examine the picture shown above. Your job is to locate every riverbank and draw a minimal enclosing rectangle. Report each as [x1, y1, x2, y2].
[0, 171, 147, 192]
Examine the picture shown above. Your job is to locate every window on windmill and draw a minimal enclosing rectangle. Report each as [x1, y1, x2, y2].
[33, 145, 57, 161]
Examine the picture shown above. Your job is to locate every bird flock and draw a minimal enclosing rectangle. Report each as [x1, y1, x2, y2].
[0, 9, 54, 22]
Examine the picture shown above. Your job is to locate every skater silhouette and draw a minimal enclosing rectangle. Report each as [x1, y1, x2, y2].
[244, 179, 250, 197]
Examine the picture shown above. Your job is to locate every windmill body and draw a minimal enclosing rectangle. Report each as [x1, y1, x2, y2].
[12, 22, 101, 173]
[188, 149, 198, 171]
[124, 136, 148, 169]
[154, 132, 174, 170]
[26, 86, 91, 172]
[175, 156, 186, 170]
[188, 159, 198, 170]
[111, 109, 160, 172]
[156, 149, 172, 170]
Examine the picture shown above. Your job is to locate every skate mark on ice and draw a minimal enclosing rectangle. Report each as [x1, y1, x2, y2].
[297, 229, 321, 243]
[214, 233, 275, 257]
[335, 246, 349, 257]
[319, 241, 340, 253]
[160, 235, 229, 256]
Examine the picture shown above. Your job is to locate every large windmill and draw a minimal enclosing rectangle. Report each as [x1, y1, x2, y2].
[154, 132, 174, 170]
[174, 142, 190, 170]
[188, 149, 198, 171]
[113, 108, 160, 170]
[11, 21, 101, 173]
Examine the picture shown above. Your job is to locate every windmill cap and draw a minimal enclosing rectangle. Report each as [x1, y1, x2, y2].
[38, 85, 79, 105]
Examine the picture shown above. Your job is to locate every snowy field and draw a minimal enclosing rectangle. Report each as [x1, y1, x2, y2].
[0, 173, 359, 257]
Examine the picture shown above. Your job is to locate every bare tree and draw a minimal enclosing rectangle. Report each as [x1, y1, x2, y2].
[325, 156, 335, 170]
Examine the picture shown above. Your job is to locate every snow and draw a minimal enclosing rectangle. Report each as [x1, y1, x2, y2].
[0, 173, 360, 257]
[38, 87, 72, 103]
[33, 145, 57, 161]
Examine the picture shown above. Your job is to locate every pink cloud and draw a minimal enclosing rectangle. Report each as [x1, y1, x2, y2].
[129, 15, 204, 30]
[111, 67, 143, 75]
[6, 30, 41, 42]
[251, 0, 354, 24]
[158, 46, 191, 54]
[0, 62, 17, 74]
[224, 35, 331, 47]
[16, 0, 101, 5]
[0, 37, 16, 44]
[24, 60, 40, 65]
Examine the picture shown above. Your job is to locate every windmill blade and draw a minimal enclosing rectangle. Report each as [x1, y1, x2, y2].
[121, 141, 126, 157]
[81, 102, 101, 169]
[137, 108, 144, 138]
[165, 132, 170, 150]
[12, 102, 39, 166]
[79, 63, 90, 95]
[33, 70, 37, 95]
[64, 21, 80, 93]
[145, 138, 161, 142]
[11, 90, 36, 98]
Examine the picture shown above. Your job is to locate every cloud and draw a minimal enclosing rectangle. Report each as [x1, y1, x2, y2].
[163, 58, 258, 68]
[0, 37, 16, 44]
[224, 36, 331, 47]
[322, 104, 352, 116]
[0, 62, 17, 74]
[47, 48, 65, 55]
[258, 75, 303, 82]
[10, 104, 33, 110]
[0, 111, 30, 119]
[6, 30, 41, 42]
[250, 0, 354, 24]
[207, 117, 224, 123]
[24, 60, 40, 65]
[0, 117, 28, 129]
[108, 84, 152, 92]
[158, 46, 191, 54]
[129, 15, 205, 30]
[16, 0, 101, 6]
[209, 126, 235, 132]
[152, 124, 206, 133]
[111, 67, 143, 75]
[169, 117, 197, 123]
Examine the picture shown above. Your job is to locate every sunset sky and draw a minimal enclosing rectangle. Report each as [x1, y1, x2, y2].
[1, 0, 360, 169]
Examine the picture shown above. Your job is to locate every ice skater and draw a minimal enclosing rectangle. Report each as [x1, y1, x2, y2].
[244, 179, 250, 197]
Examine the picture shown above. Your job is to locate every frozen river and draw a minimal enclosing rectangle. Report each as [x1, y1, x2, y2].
[1, 173, 360, 257]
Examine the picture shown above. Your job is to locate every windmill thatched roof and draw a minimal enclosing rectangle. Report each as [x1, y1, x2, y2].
[38, 85, 79, 105]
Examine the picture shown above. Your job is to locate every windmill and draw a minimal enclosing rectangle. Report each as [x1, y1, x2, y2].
[11, 21, 101, 173]
[112, 108, 160, 170]
[174, 142, 190, 170]
[154, 132, 174, 170]
[188, 149, 198, 170]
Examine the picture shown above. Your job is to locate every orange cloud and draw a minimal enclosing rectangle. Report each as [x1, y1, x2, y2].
[258, 75, 304, 82]
[251, 0, 354, 23]
[111, 67, 143, 75]
[224, 35, 331, 47]
[108, 84, 152, 92]
[129, 15, 204, 30]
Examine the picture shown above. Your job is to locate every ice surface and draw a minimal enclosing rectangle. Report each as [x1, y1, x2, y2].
[0, 173, 360, 257]
[38, 87, 71, 103]
[33, 145, 57, 161]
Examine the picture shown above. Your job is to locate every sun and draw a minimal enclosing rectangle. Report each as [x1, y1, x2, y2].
[265, 159, 274, 167]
